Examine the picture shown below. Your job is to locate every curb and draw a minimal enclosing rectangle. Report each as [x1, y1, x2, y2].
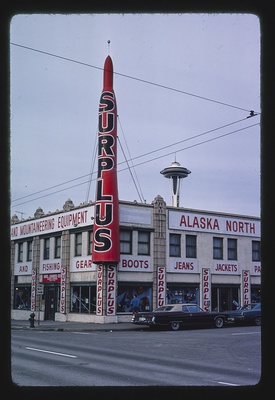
[11, 324, 146, 332]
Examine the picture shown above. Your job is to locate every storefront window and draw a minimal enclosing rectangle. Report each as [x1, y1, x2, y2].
[117, 284, 152, 313]
[212, 286, 239, 312]
[71, 285, 96, 313]
[251, 286, 261, 303]
[14, 286, 31, 310]
[166, 286, 199, 304]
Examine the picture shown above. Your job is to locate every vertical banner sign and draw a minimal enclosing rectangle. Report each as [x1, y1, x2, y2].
[60, 266, 66, 313]
[202, 268, 211, 311]
[96, 265, 103, 315]
[242, 270, 251, 305]
[92, 55, 120, 264]
[107, 265, 116, 315]
[31, 269, 36, 312]
[157, 267, 166, 307]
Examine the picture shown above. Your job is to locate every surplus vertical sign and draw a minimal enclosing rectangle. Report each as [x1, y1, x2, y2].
[157, 267, 166, 307]
[202, 268, 211, 311]
[92, 55, 120, 264]
[60, 267, 66, 313]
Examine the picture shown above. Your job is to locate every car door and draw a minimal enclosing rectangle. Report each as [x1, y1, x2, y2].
[177, 305, 194, 325]
[154, 305, 184, 326]
[185, 304, 209, 325]
[246, 304, 261, 322]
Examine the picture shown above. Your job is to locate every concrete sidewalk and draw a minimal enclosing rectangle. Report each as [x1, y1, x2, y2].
[11, 319, 146, 332]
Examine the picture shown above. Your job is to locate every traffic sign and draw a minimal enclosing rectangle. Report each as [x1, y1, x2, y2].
[37, 285, 44, 295]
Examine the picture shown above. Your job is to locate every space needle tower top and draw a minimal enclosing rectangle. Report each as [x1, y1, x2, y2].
[160, 161, 191, 207]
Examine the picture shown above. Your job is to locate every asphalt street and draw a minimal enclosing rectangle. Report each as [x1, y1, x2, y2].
[10, 325, 261, 387]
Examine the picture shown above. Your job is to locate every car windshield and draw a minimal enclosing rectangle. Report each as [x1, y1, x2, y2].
[186, 305, 204, 313]
[154, 306, 175, 312]
[241, 303, 259, 311]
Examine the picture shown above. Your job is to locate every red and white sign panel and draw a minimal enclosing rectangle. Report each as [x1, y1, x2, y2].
[40, 260, 61, 274]
[242, 270, 251, 305]
[60, 267, 66, 313]
[31, 269, 36, 312]
[107, 265, 116, 315]
[10, 206, 94, 240]
[202, 268, 211, 311]
[118, 256, 152, 271]
[15, 262, 32, 276]
[157, 267, 166, 307]
[169, 259, 198, 273]
[252, 262, 261, 276]
[169, 210, 260, 237]
[213, 261, 239, 275]
[42, 274, 61, 283]
[96, 264, 103, 315]
[71, 257, 97, 272]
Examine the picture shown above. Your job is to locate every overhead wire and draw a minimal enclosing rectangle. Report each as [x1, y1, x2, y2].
[11, 114, 259, 204]
[84, 128, 98, 204]
[123, 122, 260, 170]
[11, 121, 260, 208]
[118, 136, 144, 203]
[10, 42, 260, 209]
[118, 115, 146, 203]
[120, 116, 255, 165]
[10, 42, 260, 114]
[11, 116, 259, 203]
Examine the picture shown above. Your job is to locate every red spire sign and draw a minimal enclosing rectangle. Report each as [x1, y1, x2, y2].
[92, 56, 120, 264]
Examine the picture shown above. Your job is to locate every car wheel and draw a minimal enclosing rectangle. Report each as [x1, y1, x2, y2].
[254, 316, 261, 326]
[170, 321, 181, 331]
[214, 316, 224, 328]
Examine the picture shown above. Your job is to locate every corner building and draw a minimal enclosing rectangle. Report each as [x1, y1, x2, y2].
[10, 196, 261, 323]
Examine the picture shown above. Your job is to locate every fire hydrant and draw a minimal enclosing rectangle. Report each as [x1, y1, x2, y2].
[29, 312, 35, 328]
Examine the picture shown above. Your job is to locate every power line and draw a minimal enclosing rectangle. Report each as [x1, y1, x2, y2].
[124, 116, 254, 165]
[11, 122, 259, 208]
[126, 123, 260, 170]
[11, 117, 259, 204]
[11, 173, 91, 202]
[85, 128, 98, 204]
[10, 42, 260, 114]
[118, 136, 144, 203]
[118, 115, 146, 203]
[10, 43, 260, 208]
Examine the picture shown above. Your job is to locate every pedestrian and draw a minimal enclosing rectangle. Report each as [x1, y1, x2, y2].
[72, 291, 78, 311]
[130, 294, 141, 313]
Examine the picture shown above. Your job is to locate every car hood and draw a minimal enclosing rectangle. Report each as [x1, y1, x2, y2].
[227, 309, 244, 316]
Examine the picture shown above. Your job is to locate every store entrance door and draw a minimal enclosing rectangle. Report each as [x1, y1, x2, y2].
[45, 286, 57, 320]
[212, 286, 239, 312]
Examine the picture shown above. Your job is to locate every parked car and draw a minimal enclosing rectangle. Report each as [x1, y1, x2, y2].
[227, 303, 261, 326]
[131, 303, 229, 331]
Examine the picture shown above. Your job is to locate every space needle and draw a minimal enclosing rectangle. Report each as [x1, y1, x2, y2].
[160, 161, 191, 207]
